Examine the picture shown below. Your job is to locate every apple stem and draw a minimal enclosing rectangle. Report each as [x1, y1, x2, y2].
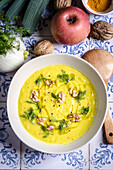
[67, 17, 76, 24]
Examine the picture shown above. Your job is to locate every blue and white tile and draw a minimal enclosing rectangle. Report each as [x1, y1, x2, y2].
[0, 103, 20, 169]
[107, 76, 113, 102]
[0, 71, 15, 102]
[23, 36, 90, 59]
[90, 103, 113, 170]
[90, 12, 113, 24]
[21, 143, 88, 169]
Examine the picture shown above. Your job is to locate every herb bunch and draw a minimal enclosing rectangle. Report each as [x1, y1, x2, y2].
[0, 12, 27, 56]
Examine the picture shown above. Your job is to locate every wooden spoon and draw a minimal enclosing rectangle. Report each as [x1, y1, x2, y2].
[82, 49, 113, 144]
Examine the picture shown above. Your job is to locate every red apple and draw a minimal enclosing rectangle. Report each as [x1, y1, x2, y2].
[51, 7, 90, 45]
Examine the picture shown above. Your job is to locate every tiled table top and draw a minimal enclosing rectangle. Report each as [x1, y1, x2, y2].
[0, 0, 113, 169]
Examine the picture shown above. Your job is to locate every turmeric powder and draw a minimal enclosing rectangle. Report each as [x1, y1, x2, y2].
[87, 0, 111, 12]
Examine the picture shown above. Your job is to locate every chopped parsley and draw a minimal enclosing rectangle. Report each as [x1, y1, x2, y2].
[81, 106, 89, 115]
[26, 101, 41, 113]
[75, 90, 87, 102]
[20, 108, 36, 123]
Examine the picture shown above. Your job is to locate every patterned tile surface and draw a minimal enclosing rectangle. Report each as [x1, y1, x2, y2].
[0, 103, 20, 169]
[0, 0, 113, 169]
[89, 10, 113, 170]
[21, 143, 88, 169]
[90, 104, 113, 170]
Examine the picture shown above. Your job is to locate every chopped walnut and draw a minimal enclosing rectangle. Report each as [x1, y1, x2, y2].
[37, 117, 47, 126]
[47, 125, 55, 131]
[67, 114, 81, 123]
[67, 114, 73, 119]
[58, 92, 65, 103]
[30, 90, 39, 102]
[38, 117, 47, 122]
[70, 87, 78, 97]
[45, 79, 54, 86]
[73, 114, 81, 122]
[37, 121, 44, 126]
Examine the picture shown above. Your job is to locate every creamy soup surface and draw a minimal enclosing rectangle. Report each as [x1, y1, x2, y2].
[18, 65, 96, 144]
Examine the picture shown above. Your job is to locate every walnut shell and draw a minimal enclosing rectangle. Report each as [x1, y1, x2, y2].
[54, 0, 72, 10]
[91, 21, 113, 40]
[34, 40, 54, 56]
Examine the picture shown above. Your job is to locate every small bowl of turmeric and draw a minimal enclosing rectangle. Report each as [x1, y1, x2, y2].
[82, 0, 113, 15]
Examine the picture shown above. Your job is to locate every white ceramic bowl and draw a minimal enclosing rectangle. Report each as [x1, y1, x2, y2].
[7, 53, 107, 153]
[82, 0, 113, 16]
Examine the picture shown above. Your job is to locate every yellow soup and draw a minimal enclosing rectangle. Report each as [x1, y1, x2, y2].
[18, 65, 96, 144]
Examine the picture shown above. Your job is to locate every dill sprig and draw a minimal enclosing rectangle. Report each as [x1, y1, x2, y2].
[0, 11, 27, 56]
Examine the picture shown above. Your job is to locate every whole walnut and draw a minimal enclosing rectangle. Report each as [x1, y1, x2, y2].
[91, 21, 113, 40]
[34, 40, 54, 56]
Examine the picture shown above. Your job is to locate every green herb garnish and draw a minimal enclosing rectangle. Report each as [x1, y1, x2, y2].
[57, 70, 70, 84]
[41, 125, 47, 132]
[0, 12, 27, 56]
[41, 125, 53, 138]
[58, 119, 69, 132]
[36, 77, 47, 85]
[81, 106, 89, 115]
[26, 101, 41, 113]
[57, 70, 75, 84]
[21, 108, 36, 123]
[58, 119, 66, 131]
[61, 69, 66, 74]
[70, 77, 75, 81]
[49, 117, 69, 133]
[75, 90, 87, 102]
[51, 93, 58, 99]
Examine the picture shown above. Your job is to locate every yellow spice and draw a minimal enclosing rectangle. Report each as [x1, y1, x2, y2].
[87, 0, 111, 12]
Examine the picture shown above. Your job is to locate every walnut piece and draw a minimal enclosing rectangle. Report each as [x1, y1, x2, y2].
[37, 117, 47, 126]
[67, 114, 81, 123]
[47, 125, 55, 131]
[91, 21, 113, 40]
[34, 40, 54, 56]
[30, 90, 39, 102]
[69, 87, 78, 97]
[58, 92, 65, 103]
[54, 0, 72, 10]
[45, 79, 54, 86]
